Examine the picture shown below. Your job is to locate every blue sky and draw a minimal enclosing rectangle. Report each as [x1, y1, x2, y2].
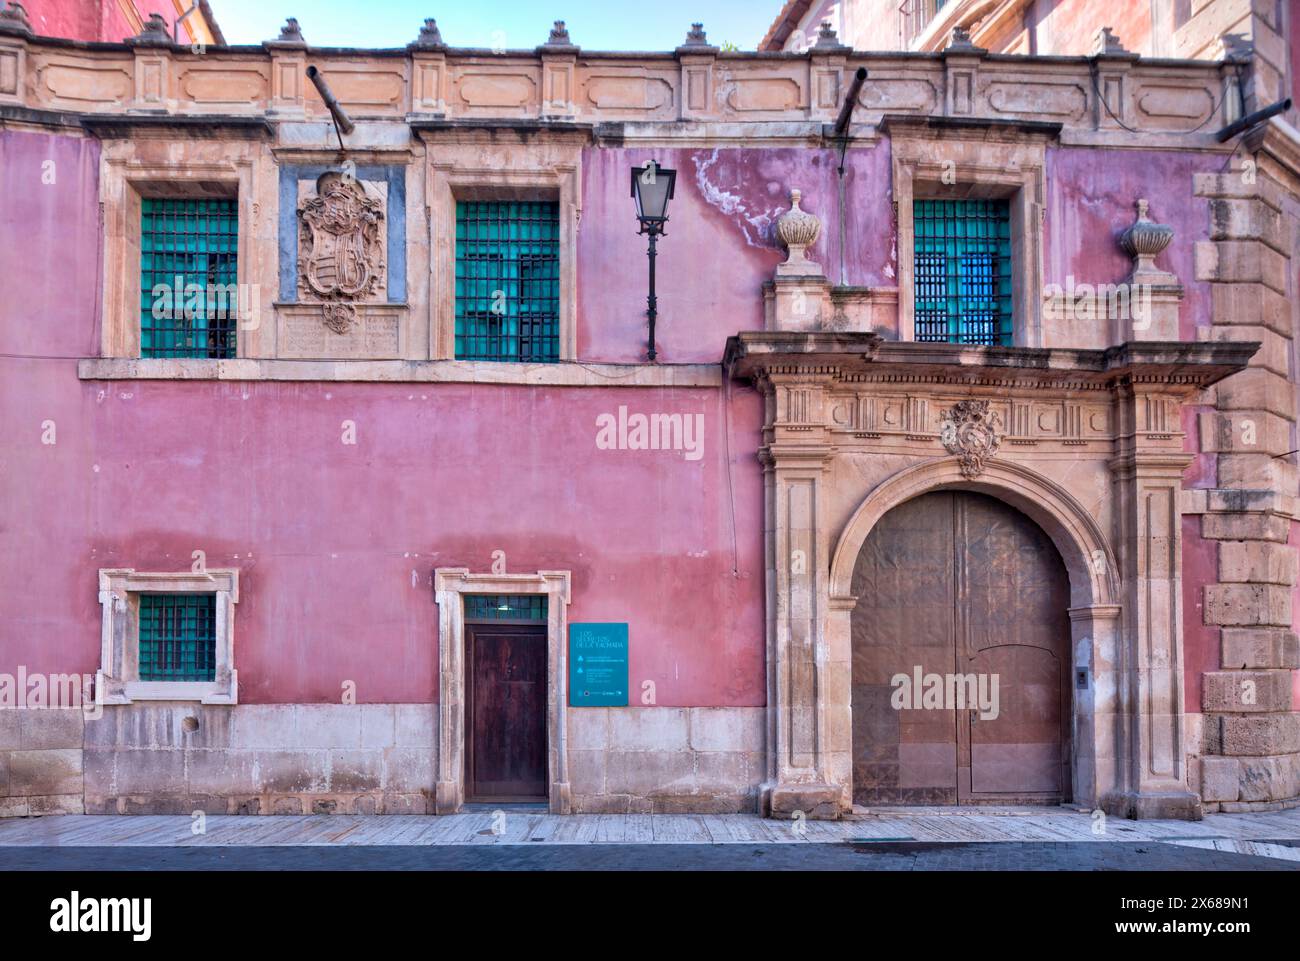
[211, 0, 780, 50]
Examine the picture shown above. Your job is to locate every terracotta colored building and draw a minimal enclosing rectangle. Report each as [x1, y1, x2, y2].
[22, 0, 223, 45]
[0, 2, 1297, 820]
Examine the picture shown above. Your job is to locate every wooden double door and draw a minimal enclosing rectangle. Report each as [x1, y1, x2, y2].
[466, 623, 548, 801]
[850, 491, 1072, 805]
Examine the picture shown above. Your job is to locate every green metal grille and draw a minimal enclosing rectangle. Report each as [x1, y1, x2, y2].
[455, 201, 560, 362]
[138, 593, 217, 681]
[140, 198, 239, 359]
[913, 199, 1012, 346]
[464, 594, 548, 621]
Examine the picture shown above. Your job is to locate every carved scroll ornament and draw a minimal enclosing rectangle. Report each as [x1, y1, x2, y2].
[940, 400, 1003, 478]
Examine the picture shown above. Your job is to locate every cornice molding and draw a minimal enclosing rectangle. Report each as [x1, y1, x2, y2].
[725, 333, 1258, 394]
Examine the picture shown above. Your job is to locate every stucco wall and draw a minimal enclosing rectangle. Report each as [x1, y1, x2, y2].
[0, 125, 1264, 708]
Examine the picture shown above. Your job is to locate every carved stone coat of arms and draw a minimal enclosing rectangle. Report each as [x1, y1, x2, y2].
[940, 400, 1003, 479]
[297, 172, 386, 333]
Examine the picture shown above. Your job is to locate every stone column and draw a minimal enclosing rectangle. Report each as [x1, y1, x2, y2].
[1105, 382, 1203, 819]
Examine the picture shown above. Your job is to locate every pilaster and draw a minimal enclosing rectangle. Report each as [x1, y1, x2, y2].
[1104, 381, 1202, 819]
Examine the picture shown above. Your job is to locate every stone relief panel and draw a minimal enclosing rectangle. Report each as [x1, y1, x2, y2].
[827, 389, 1113, 449]
[296, 171, 388, 331]
[277, 164, 407, 360]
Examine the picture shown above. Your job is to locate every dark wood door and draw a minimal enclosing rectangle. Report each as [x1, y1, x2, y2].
[850, 491, 1071, 805]
[466, 623, 548, 801]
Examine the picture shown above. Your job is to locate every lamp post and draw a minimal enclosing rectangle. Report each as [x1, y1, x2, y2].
[631, 161, 676, 362]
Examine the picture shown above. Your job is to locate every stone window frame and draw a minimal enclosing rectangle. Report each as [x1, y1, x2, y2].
[432, 568, 572, 814]
[97, 568, 239, 705]
[423, 132, 581, 362]
[100, 152, 257, 359]
[889, 120, 1051, 348]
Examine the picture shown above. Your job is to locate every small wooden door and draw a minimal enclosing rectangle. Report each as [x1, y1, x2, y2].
[851, 490, 1071, 805]
[466, 623, 548, 801]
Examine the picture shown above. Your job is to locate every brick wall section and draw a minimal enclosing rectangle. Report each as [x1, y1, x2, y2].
[1194, 169, 1300, 811]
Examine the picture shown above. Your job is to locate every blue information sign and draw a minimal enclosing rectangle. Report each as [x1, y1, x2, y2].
[569, 622, 629, 707]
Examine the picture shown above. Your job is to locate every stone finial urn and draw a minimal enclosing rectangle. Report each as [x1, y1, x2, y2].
[0, 2, 33, 35]
[1120, 199, 1173, 276]
[776, 189, 822, 275]
[126, 12, 172, 46]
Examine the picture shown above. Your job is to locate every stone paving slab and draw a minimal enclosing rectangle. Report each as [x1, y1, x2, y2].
[0, 807, 1297, 847]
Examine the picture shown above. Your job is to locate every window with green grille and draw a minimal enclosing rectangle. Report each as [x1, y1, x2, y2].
[140, 197, 238, 359]
[138, 593, 217, 681]
[464, 594, 548, 621]
[455, 200, 560, 362]
[913, 199, 1012, 346]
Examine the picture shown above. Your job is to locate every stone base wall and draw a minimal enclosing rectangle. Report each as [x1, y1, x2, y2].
[82, 703, 438, 816]
[567, 707, 766, 814]
[2, 704, 767, 816]
[0, 710, 86, 816]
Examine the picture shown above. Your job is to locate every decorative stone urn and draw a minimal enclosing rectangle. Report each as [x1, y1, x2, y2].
[1120, 198, 1174, 278]
[776, 189, 822, 277]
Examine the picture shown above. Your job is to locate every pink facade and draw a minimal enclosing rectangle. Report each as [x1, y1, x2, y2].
[1, 6, 1298, 818]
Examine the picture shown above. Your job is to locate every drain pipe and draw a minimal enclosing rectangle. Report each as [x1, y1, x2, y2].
[306, 65, 356, 152]
[832, 68, 867, 286]
[1215, 96, 1292, 142]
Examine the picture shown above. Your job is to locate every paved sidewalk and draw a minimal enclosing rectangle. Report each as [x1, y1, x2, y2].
[0, 806, 1297, 851]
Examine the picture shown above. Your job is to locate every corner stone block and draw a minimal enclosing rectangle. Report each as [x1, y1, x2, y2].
[1203, 583, 1291, 627]
[1210, 282, 1292, 337]
[1201, 511, 1290, 542]
[1192, 172, 1285, 208]
[1199, 756, 1241, 802]
[1202, 670, 1294, 712]
[1205, 197, 1286, 249]
[1238, 754, 1298, 802]
[1219, 713, 1300, 756]
[1217, 453, 1295, 491]
[1203, 324, 1292, 378]
[1221, 627, 1300, 669]
[1218, 540, 1298, 585]
[1194, 240, 1287, 292]
[1198, 410, 1290, 455]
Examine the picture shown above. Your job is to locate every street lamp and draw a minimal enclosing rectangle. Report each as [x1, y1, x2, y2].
[631, 161, 676, 362]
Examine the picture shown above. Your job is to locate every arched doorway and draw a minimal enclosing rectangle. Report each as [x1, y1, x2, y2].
[850, 490, 1072, 806]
